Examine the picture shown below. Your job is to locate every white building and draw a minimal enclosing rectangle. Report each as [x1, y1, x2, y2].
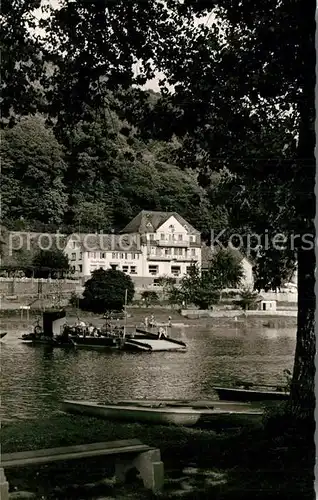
[64, 211, 202, 284]
[64, 233, 143, 279]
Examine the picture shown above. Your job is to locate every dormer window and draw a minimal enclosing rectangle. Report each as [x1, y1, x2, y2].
[146, 222, 152, 228]
[184, 225, 188, 231]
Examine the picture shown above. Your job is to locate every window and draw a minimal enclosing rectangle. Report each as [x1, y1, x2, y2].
[124, 253, 128, 259]
[120, 253, 124, 259]
[79, 265, 82, 272]
[91, 252, 96, 259]
[173, 248, 178, 255]
[101, 252, 106, 259]
[156, 248, 162, 256]
[149, 265, 158, 276]
[171, 266, 181, 276]
[72, 241, 77, 249]
[191, 249, 196, 256]
[130, 266, 137, 274]
[148, 233, 154, 240]
[160, 233, 165, 240]
[112, 252, 118, 259]
[79, 252, 82, 260]
[186, 266, 192, 274]
[122, 265, 128, 273]
[178, 234, 183, 241]
[164, 248, 171, 255]
[190, 235, 196, 243]
[71, 253, 76, 261]
[110, 264, 118, 270]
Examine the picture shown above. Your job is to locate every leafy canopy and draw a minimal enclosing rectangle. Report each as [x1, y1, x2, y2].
[81, 268, 135, 314]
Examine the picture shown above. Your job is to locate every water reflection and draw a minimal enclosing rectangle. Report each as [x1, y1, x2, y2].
[0, 325, 296, 421]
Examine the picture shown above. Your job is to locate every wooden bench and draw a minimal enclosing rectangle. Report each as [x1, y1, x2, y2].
[0, 439, 164, 499]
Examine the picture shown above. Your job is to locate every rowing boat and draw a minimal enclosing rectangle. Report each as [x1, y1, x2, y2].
[61, 399, 263, 427]
[213, 386, 290, 402]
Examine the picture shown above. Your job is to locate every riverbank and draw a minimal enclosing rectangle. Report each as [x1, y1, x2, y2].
[1, 411, 313, 499]
[0, 306, 297, 331]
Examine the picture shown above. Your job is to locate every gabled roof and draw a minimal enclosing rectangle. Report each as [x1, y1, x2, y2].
[121, 210, 200, 235]
[66, 233, 142, 253]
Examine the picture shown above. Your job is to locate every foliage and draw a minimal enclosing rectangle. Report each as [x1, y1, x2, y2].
[140, 290, 159, 307]
[80, 268, 134, 314]
[1, 116, 67, 228]
[166, 253, 244, 310]
[32, 249, 70, 279]
[234, 288, 260, 311]
[0, 108, 224, 233]
[69, 292, 80, 308]
[166, 264, 218, 310]
[205, 248, 245, 291]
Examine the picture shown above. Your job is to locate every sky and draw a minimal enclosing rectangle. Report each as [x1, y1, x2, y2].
[34, 0, 216, 92]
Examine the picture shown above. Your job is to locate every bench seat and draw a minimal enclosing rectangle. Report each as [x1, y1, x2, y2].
[0, 439, 164, 498]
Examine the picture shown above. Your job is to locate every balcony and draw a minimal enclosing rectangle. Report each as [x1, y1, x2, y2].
[156, 239, 189, 247]
[147, 254, 197, 262]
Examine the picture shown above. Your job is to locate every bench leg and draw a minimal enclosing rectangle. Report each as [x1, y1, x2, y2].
[115, 449, 164, 492]
[0, 468, 9, 500]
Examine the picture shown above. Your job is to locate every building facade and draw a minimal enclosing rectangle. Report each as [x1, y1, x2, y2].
[64, 211, 202, 283]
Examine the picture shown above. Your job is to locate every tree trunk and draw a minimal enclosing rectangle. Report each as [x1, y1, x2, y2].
[289, 245, 315, 423]
[289, 63, 315, 426]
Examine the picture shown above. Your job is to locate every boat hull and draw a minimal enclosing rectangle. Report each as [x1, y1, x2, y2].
[0, 332, 7, 340]
[71, 336, 120, 349]
[213, 386, 290, 402]
[61, 399, 263, 427]
[19, 338, 73, 347]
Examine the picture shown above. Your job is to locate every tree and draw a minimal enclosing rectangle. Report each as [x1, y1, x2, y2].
[205, 248, 245, 293]
[235, 288, 260, 311]
[32, 249, 70, 279]
[1, 116, 67, 228]
[141, 290, 159, 307]
[72, 201, 113, 233]
[170, 264, 220, 310]
[80, 268, 135, 314]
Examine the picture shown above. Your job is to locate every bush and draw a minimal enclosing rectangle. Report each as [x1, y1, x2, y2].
[80, 268, 135, 314]
[140, 290, 159, 306]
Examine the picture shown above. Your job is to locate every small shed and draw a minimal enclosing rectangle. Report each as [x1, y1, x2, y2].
[260, 300, 277, 312]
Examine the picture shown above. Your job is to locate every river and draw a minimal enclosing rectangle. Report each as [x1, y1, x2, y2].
[0, 324, 296, 421]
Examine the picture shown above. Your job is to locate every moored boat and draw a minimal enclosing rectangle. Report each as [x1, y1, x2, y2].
[61, 399, 263, 427]
[19, 310, 73, 347]
[71, 335, 122, 349]
[213, 386, 290, 402]
[0, 332, 7, 340]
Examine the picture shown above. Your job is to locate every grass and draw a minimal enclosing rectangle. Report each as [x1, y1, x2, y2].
[1, 411, 314, 499]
